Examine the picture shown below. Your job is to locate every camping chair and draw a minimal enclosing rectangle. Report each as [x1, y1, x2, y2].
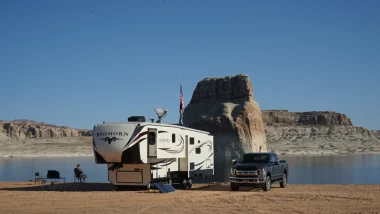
[45, 170, 65, 191]
[74, 168, 87, 183]
[34, 172, 46, 184]
[74, 172, 83, 183]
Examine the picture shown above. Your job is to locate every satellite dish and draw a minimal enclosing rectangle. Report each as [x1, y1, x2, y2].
[154, 108, 168, 123]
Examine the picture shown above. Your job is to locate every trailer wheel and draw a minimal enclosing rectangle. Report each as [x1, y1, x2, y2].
[181, 179, 188, 189]
[187, 178, 193, 189]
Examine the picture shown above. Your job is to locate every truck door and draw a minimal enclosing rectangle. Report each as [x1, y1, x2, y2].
[271, 154, 281, 179]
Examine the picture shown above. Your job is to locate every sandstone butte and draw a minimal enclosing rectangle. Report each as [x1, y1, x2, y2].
[183, 74, 267, 171]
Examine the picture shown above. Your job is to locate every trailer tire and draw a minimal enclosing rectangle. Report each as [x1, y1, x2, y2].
[182, 179, 189, 190]
[187, 178, 193, 189]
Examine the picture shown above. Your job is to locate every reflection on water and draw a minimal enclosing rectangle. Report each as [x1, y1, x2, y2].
[279, 154, 380, 184]
[0, 154, 379, 184]
[0, 157, 108, 183]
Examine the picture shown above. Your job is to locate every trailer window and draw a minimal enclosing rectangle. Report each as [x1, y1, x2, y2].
[190, 162, 194, 170]
[190, 137, 194, 145]
[198, 140, 200, 144]
[196, 147, 201, 154]
[148, 132, 156, 145]
[172, 134, 175, 143]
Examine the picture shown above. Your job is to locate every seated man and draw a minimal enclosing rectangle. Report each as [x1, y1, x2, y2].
[74, 164, 87, 182]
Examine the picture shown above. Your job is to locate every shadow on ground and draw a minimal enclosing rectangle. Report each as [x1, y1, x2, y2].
[188, 183, 282, 192]
[0, 182, 113, 192]
[0, 182, 282, 192]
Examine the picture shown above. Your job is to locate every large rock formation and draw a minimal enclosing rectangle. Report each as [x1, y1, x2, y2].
[183, 74, 267, 179]
[0, 119, 92, 141]
[262, 110, 380, 155]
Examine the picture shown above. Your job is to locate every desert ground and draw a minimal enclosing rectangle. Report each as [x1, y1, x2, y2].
[0, 182, 379, 214]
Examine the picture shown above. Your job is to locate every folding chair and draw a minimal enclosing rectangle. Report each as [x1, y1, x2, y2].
[74, 173, 81, 183]
[73, 168, 87, 183]
[34, 172, 46, 184]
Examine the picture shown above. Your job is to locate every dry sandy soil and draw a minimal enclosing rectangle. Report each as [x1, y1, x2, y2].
[0, 182, 379, 214]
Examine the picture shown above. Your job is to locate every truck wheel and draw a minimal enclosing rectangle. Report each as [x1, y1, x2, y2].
[263, 176, 271, 191]
[230, 183, 239, 191]
[280, 174, 287, 188]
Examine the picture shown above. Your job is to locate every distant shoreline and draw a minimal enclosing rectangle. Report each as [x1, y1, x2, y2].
[1, 150, 380, 159]
[0, 154, 94, 159]
[1, 135, 379, 158]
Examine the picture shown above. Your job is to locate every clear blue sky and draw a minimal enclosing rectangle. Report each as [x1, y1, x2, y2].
[1, 0, 379, 130]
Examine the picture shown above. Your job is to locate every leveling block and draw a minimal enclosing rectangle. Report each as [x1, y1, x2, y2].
[152, 182, 176, 193]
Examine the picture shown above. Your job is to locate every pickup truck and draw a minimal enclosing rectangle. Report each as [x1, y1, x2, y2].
[229, 152, 288, 191]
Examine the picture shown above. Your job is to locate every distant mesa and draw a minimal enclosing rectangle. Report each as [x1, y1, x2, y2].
[262, 110, 353, 126]
[0, 119, 92, 141]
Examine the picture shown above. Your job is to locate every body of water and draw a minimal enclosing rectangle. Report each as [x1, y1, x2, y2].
[1, 154, 380, 184]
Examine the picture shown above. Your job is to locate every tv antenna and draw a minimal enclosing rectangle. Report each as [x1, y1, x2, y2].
[154, 108, 168, 123]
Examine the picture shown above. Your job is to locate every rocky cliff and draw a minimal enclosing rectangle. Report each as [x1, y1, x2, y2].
[0, 119, 92, 141]
[262, 110, 353, 126]
[183, 74, 267, 176]
[262, 110, 380, 154]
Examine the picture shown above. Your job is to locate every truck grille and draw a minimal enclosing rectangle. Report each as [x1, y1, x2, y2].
[236, 170, 258, 176]
[236, 165, 259, 170]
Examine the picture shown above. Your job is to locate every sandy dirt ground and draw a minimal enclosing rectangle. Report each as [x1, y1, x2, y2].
[0, 182, 379, 214]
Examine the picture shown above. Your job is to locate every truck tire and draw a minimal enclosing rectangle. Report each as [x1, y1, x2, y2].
[263, 176, 271, 191]
[230, 182, 239, 191]
[280, 173, 287, 188]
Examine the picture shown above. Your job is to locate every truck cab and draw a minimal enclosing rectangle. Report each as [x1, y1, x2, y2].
[229, 152, 288, 191]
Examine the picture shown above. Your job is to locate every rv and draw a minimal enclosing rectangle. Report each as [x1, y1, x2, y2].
[92, 108, 214, 190]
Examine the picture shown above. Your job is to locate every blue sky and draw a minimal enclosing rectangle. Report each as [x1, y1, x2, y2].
[1, 0, 379, 130]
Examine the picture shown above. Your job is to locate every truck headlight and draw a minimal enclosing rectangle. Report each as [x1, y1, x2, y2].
[230, 169, 236, 175]
[262, 169, 266, 177]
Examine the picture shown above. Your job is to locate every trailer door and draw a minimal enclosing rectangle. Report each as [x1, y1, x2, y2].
[147, 129, 157, 157]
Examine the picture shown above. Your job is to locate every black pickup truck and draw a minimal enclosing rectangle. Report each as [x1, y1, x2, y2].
[229, 152, 288, 191]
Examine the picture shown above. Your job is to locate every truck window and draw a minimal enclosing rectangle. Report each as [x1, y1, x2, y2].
[273, 155, 279, 162]
[243, 154, 269, 163]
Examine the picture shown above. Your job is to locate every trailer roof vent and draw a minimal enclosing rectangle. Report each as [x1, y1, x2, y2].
[128, 116, 146, 122]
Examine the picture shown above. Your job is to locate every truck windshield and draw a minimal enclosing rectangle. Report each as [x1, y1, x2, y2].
[242, 154, 269, 163]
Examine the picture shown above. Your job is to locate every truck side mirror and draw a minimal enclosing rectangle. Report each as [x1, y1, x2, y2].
[231, 159, 236, 165]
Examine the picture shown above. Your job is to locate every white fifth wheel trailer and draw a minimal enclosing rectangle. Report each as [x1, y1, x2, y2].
[92, 108, 214, 190]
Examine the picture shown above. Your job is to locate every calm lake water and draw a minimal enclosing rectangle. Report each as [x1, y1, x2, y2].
[1, 154, 380, 184]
